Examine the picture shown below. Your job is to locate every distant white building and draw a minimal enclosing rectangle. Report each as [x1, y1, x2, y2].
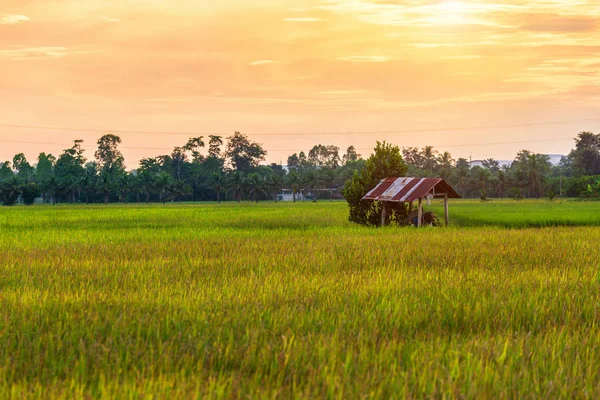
[277, 189, 306, 202]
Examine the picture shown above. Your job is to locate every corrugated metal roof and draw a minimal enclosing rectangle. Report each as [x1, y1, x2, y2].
[362, 177, 461, 202]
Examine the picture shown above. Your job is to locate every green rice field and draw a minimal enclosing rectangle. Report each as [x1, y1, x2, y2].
[1, 200, 600, 398]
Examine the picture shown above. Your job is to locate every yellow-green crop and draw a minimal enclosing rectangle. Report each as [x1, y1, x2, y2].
[1, 200, 599, 398]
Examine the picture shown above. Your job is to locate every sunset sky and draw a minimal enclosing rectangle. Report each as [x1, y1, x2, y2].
[1, 0, 599, 167]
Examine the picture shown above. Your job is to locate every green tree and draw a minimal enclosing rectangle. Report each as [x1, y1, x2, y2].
[183, 137, 206, 163]
[170, 147, 188, 180]
[342, 141, 408, 226]
[569, 132, 600, 175]
[95, 134, 125, 174]
[116, 173, 131, 203]
[286, 170, 301, 203]
[21, 182, 41, 205]
[138, 172, 155, 204]
[266, 170, 284, 202]
[245, 173, 266, 203]
[45, 175, 61, 205]
[12, 153, 35, 182]
[36, 153, 55, 202]
[0, 161, 13, 181]
[208, 135, 223, 159]
[154, 172, 173, 204]
[525, 153, 550, 198]
[55, 140, 87, 203]
[0, 175, 22, 206]
[97, 172, 114, 205]
[225, 132, 267, 172]
[171, 179, 192, 203]
[227, 170, 245, 203]
[421, 146, 438, 174]
[209, 172, 224, 203]
[342, 146, 361, 165]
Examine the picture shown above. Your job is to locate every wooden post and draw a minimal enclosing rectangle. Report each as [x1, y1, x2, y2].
[444, 195, 449, 227]
[417, 198, 423, 228]
[381, 201, 387, 227]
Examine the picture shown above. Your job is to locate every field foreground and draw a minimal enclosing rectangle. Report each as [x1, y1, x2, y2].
[1, 200, 600, 398]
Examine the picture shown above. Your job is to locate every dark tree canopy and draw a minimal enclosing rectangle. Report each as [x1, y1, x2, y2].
[569, 132, 600, 175]
[225, 131, 267, 172]
[95, 134, 125, 174]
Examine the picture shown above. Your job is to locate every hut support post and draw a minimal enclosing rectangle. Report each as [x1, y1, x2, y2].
[381, 201, 387, 227]
[444, 195, 449, 227]
[417, 198, 423, 228]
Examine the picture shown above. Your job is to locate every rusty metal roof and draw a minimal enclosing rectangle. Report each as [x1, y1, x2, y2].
[362, 177, 461, 202]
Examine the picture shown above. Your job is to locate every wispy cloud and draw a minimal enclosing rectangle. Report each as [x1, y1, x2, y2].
[0, 14, 30, 25]
[338, 55, 393, 62]
[100, 16, 121, 23]
[0, 47, 99, 60]
[0, 47, 68, 60]
[283, 17, 321, 22]
[250, 60, 274, 66]
[318, 90, 367, 95]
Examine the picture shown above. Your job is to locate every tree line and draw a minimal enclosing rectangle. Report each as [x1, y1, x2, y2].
[0, 131, 598, 205]
[399, 132, 600, 200]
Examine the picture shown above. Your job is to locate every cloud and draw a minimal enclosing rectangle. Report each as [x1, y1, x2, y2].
[283, 17, 321, 22]
[0, 14, 30, 25]
[318, 90, 367, 95]
[443, 55, 483, 60]
[338, 56, 393, 62]
[0, 47, 68, 60]
[100, 16, 121, 23]
[521, 15, 598, 33]
[250, 60, 274, 66]
[0, 47, 99, 60]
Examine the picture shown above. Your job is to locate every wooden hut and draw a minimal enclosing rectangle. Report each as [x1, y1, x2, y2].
[362, 177, 461, 227]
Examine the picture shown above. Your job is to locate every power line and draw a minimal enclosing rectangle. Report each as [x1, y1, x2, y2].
[0, 136, 576, 154]
[0, 117, 599, 137]
[0, 124, 215, 136]
[0, 139, 174, 152]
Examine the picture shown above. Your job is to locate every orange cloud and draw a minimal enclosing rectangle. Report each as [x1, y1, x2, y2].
[0, 0, 599, 165]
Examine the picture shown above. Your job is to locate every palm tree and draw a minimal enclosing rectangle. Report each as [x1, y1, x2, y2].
[97, 172, 113, 205]
[455, 167, 470, 197]
[79, 175, 93, 204]
[0, 176, 23, 206]
[482, 158, 500, 175]
[45, 175, 61, 205]
[245, 173, 266, 203]
[266, 173, 284, 202]
[302, 170, 321, 202]
[526, 154, 550, 198]
[422, 146, 438, 174]
[171, 179, 191, 203]
[472, 166, 490, 192]
[209, 172, 224, 203]
[117, 173, 131, 203]
[227, 170, 244, 203]
[496, 170, 506, 198]
[154, 172, 173, 204]
[286, 170, 301, 203]
[319, 169, 336, 201]
[59, 176, 77, 203]
[138, 172, 155, 204]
